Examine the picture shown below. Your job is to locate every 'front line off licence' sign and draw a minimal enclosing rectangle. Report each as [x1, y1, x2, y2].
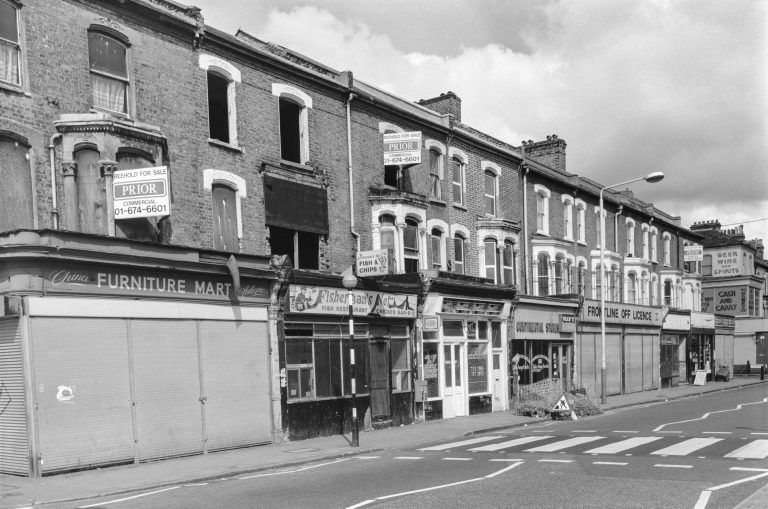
[383, 131, 421, 165]
[113, 166, 170, 219]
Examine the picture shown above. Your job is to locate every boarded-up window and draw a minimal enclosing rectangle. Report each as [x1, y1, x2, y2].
[0, 136, 32, 231]
[75, 147, 108, 234]
[212, 184, 238, 252]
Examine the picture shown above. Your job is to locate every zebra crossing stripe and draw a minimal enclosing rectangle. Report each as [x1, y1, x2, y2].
[524, 436, 605, 452]
[469, 435, 554, 452]
[650, 438, 723, 456]
[584, 436, 664, 454]
[418, 436, 504, 451]
[724, 439, 768, 459]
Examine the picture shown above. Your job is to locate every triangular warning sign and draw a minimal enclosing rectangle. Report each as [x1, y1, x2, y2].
[553, 395, 570, 411]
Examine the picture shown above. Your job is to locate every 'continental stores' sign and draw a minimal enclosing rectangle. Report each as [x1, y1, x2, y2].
[289, 285, 416, 318]
[43, 266, 269, 303]
[580, 299, 662, 327]
[513, 307, 577, 339]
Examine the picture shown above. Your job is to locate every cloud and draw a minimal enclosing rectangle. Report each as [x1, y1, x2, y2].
[194, 0, 768, 242]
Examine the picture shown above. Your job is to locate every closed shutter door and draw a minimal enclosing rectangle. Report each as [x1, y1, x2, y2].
[0, 318, 29, 476]
[606, 332, 622, 396]
[31, 318, 134, 473]
[624, 334, 643, 393]
[130, 319, 203, 461]
[199, 321, 271, 450]
[643, 334, 654, 391]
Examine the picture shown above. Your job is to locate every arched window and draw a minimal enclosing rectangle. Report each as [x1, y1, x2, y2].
[503, 241, 515, 285]
[200, 54, 241, 146]
[484, 170, 497, 216]
[535, 185, 551, 235]
[430, 228, 443, 269]
[273, 84, 312, 165]
[484, 238, 498, 283]
[663, 233, 672, 266]
[554, 255, 564, 294]
[626, 219, 636, 256]
[88, 30, 130, 114]
[451, 156, 465, 206]
[651, 228, 659, 262]
[538, 253, 550, 296]
[611, 264, 620, 302]
[576, 200, 586, 243]
[664, 279, 673, 305]
[429, 148, 442, 199]
[577, 261, 586, 296]
[642, 225, 650, 259]
[628, 272, 637, 304]
[453, 233, 465, 274]
[0, 134, 32, 230]
[562, 196, 573, 240]
[403, 217, 420, 273]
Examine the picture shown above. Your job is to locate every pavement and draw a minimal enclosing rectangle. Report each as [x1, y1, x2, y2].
[1, 376, 766, 509]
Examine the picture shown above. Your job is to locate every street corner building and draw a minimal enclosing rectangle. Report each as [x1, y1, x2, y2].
[1, 0, 766, 477]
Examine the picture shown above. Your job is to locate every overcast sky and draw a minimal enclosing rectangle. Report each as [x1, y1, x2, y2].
[189, 0, 768, 248]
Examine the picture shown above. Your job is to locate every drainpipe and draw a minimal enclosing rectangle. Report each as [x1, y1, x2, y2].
[345, 90, 360, 254]
[49, 133, 62, 229]
[521, 147, 529, 295]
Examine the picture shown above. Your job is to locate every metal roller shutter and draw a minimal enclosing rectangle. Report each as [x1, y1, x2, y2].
[643, 334, 654, 391]
[0, 318, 29, 476]
[624, 334, 643, 393]
[199, 321, 272, 451]
[31, 318, 134, 473]
[130, 319, 203, 461]
[606, 332, 622, 395]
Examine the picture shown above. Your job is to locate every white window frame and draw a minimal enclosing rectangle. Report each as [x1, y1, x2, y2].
[203, 169, 247, 241]
[575, 199, 586, 244]
[641, 224, 650, 260]
[448, 147, 467, 207]
[626, 217, 636, 257]
[200, 54, 241, 146]
[425, 139, 446, 201]
[650, 226, 659, 263]
[427, 218, 449, 270]
[663, 232, 671, 266]
[484, 238, 499, 283]
[0, 0, 27, 92]
[534, 184, 551, 235]
[272, 83, 313, 164]
[482, 161, 500, 217]
[562, 195, 574, 241]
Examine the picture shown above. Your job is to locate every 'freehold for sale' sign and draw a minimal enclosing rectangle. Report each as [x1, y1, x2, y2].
[383, 131, 421, 165]
[113, 166, 170, 219]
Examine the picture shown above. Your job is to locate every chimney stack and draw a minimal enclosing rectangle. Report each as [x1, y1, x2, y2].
[521, 135, 567, 173]
[418, 91, 462, 123]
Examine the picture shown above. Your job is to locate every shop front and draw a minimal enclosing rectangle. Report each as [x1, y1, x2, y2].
[417, 274, 514, 421]
[509, 296, 579, 398]
[660, 309, 690, 388]
[577, 299, 663, 395]
[0, 230, 275, 477]
[714, 315, 735, 378]
[689, 312, 715, 382]
[279, 273, 419, 439]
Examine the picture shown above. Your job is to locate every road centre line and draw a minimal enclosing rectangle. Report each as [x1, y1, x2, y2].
[612, 430, 639, 433]
[731, 467, 768, 472]
[572, 430, 597, 433]
[79, 487, 180, 508]
[703, 431, 731, 434]
[658, 430, 683, 433]
[653, 398, 768, 432]
[538, 459, 573, 463]
[394, 456, 423, 460]
[593, 461, 628, 466]
[373, 477, 484, 502]
[751, 432, 768, 435]
[443, 457, 473, 461]
[355, 456, 380, 460]
[654, 464, 693, 469]
[490, 459, 523, 462]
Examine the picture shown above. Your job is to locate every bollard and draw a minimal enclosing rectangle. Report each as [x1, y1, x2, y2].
[761, 364, 765, 381]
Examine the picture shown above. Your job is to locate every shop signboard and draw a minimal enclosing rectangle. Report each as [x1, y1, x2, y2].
[383, 131, 422, 165]
[514, 307, 577, 340]
[356, 249, 392, 277]
[288, 285, 417, 318]
[708, 286, 748, 316]
[113, 166, 170, 219]
[579, 299, 663, 327]
[684, 244, 703, 262]
[42, 263, 268, 303]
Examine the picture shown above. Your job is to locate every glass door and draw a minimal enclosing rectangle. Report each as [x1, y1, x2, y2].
[442, 343, 465, 418]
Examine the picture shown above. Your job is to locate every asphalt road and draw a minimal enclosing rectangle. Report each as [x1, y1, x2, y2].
[66, 383, 768, 509]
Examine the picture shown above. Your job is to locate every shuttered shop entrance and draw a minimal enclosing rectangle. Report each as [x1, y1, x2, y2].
[0, 318, 29, 476]
[27, 298, 271, 474]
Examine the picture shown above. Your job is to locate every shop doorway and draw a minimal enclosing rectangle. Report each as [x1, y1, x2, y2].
[551, 343, 572, 393]
[369, 340, 391, 421]
[442, 343, 465, 418]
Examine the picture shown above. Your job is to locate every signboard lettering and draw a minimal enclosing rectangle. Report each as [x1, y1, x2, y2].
[684, 245, 704, 262]
[356, 249, 391, 277]
[289, 285, 417, 318]
[113, 166, 171, 219]
[712, 248, 743, 277]
[579, 299, 662, 326]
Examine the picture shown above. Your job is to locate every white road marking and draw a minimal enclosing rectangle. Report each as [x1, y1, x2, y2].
[654, 464, 693, 469]
[693, 490, 711, 509]
[731, 467, 768, 472]
[703, 431, 731, 434]
[374, 477, 484, 501]
[724, 440, 768, 459]
[443, 457, 473, 461]
[653, 398, 768, 432]
[657, 430, 683, 433]
[525, 436, 604, 452]
[356, 456, 380, 460]
[394, 456, 423, 460]
[489, 458, 524, 462]
[572, 430, 597, 433]
[79, 487, 180, 508]
[650, 438, 723, 456]
[469, 435, 553, 452]
[612, 430, 639, 433]
[538, 459, 573, 463]
[751, 432, 768, 435]
[593, 461, 628, 466]
[584, 436, 663, 454]
[707, 470, 768, 490]
[484, 461, 524, 478]
[418, 436, 504, 451]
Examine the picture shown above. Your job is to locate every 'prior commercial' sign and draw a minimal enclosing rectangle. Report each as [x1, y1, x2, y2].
[383, 131, 422, 165]
[113, 166, 170, 219]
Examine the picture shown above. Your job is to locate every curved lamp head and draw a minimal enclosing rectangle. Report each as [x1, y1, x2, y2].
[644, 171, 665, 184]
[342, 273, 358, 290]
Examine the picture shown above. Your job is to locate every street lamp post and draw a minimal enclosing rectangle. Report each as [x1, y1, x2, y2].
[599, 171, 664, 404]
[342, 273, 360, 447]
